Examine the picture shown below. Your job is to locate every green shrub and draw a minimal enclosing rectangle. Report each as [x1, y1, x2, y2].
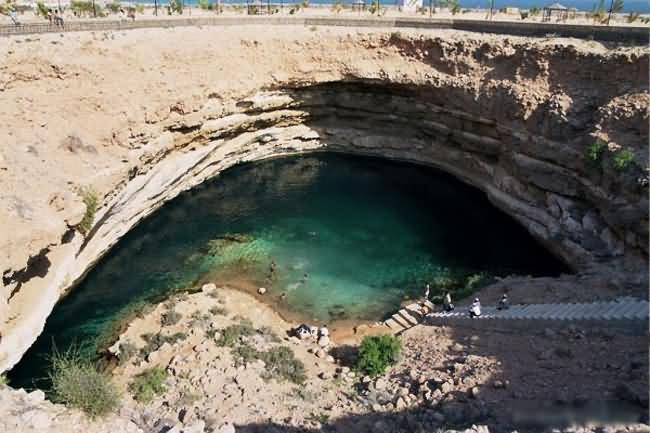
[586, 139, 607, 165]
[35, 1, 48, 18]
[128, 366, 168, 403]
[0, 374, 7, 387]
[230, 342, 305, 383]
[189, 310, 211, 329]
[106, 2, 120, 13]
[260, 346, 306, 384]
[135, 4, 144, 13]
[217, 319, 255, 347]
[232, 342, 262, 366]
[49, 347, 120, 418]
[140, 332, 187, 358]
[613, 147, 634, 171]
[71, 1, 105, 17]
[354, 334, 401, 377]
[161, 310, 182, 326]
[169, 0, 182, 14]
[77, 187, 98, 236]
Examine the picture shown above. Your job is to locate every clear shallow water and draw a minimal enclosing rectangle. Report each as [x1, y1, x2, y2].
[10, 153, 566, 388]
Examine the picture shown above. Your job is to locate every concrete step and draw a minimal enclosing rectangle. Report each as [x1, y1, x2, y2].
[405, 304, 425, 321]
[550, 304, 573, 320]
[391, 314, 411, 329]
[385, 318, 405, 332]
[398, 310, 419, 326]
[605, 302, 627, 319]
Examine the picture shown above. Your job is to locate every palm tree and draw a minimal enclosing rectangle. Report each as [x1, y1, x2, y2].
[606, 0, 624, 25]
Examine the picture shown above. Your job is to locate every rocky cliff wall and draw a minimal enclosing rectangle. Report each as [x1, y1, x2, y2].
[0, 28, 647, 374]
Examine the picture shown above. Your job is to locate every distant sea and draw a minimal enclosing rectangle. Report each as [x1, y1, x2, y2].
[159, 0, 650, 14]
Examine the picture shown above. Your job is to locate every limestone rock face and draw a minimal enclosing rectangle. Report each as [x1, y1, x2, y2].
[0, 387, 143, 433]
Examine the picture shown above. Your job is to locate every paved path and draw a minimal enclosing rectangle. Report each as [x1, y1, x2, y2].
[384, 299, 649, 334]
[0, 16, 647, 43]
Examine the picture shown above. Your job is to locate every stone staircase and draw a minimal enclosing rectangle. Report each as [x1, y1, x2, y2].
[383, 299, 649, 335]
[384, 300, 435, 333]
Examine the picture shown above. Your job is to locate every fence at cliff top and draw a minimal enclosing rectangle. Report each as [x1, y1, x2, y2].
[0, 15, 648, 42]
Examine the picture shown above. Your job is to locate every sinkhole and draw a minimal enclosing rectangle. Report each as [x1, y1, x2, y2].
[9, 153, 568, 389]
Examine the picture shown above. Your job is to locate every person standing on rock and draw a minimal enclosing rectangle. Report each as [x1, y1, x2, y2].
[443, 292, 454, 312]
[422, 283, 430, 307]
[469, 298, 481, 318]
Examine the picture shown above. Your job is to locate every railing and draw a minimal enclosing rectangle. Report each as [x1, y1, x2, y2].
[0, 16, 647, 43]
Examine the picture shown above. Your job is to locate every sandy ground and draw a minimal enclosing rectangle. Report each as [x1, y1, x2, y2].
[2, 6, 649, 27]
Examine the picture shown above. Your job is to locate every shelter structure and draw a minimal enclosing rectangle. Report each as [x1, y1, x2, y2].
[542, 2, 570, 22]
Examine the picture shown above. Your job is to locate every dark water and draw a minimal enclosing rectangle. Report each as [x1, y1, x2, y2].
[9, 153, 566, 389]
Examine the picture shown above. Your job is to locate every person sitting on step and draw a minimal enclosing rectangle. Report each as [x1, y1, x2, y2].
[443, 292, 454, 312]
[469, 298, 481, 318]
[497, 293, 509, 310]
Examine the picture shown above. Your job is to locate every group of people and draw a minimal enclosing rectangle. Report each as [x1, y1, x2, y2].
[47, 9, 65, 26]
[422, 283, 509, 319]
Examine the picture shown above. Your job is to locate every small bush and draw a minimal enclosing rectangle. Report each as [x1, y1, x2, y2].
[0, 374, 7, 387]
[189, 310, 211, 329]
[77, 187, 98, 236]
[209, 305, 228, 315]
[260, 346, 306, 384]
[258, 325, 281, 343]
[205, 328, 219, 339]
[217, 319, 256, 347]
[140, 332, 187, 358]
[35, 1, 49, 18]
[161, 310, 182, 326]
[128, 366, 168, 403]
[106, 2, 120, 13]
[49, 347, 120, 418]
[354, 334, 401, 377]
[586, 139, 607, 165]
[613, 147, 634, 171]
[117, 341, 138, 365]
[232, 342, 262, 366]
[135, 4, 144, 13]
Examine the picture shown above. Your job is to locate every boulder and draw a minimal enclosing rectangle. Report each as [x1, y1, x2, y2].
[257, 287, 267, 295]
[317, 336, 330, 347]
[217, 423, 236, 433]
[201, 283, 217, 293]
[374, 377, 388, 390]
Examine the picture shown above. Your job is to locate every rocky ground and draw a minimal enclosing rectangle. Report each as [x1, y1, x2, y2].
[7, 284, 646, 433]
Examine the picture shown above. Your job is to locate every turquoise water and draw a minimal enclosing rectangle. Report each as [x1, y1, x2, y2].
[9, 153, 566, 388]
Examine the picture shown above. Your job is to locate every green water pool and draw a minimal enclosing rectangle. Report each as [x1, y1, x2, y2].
[9, 153, 567, 388]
